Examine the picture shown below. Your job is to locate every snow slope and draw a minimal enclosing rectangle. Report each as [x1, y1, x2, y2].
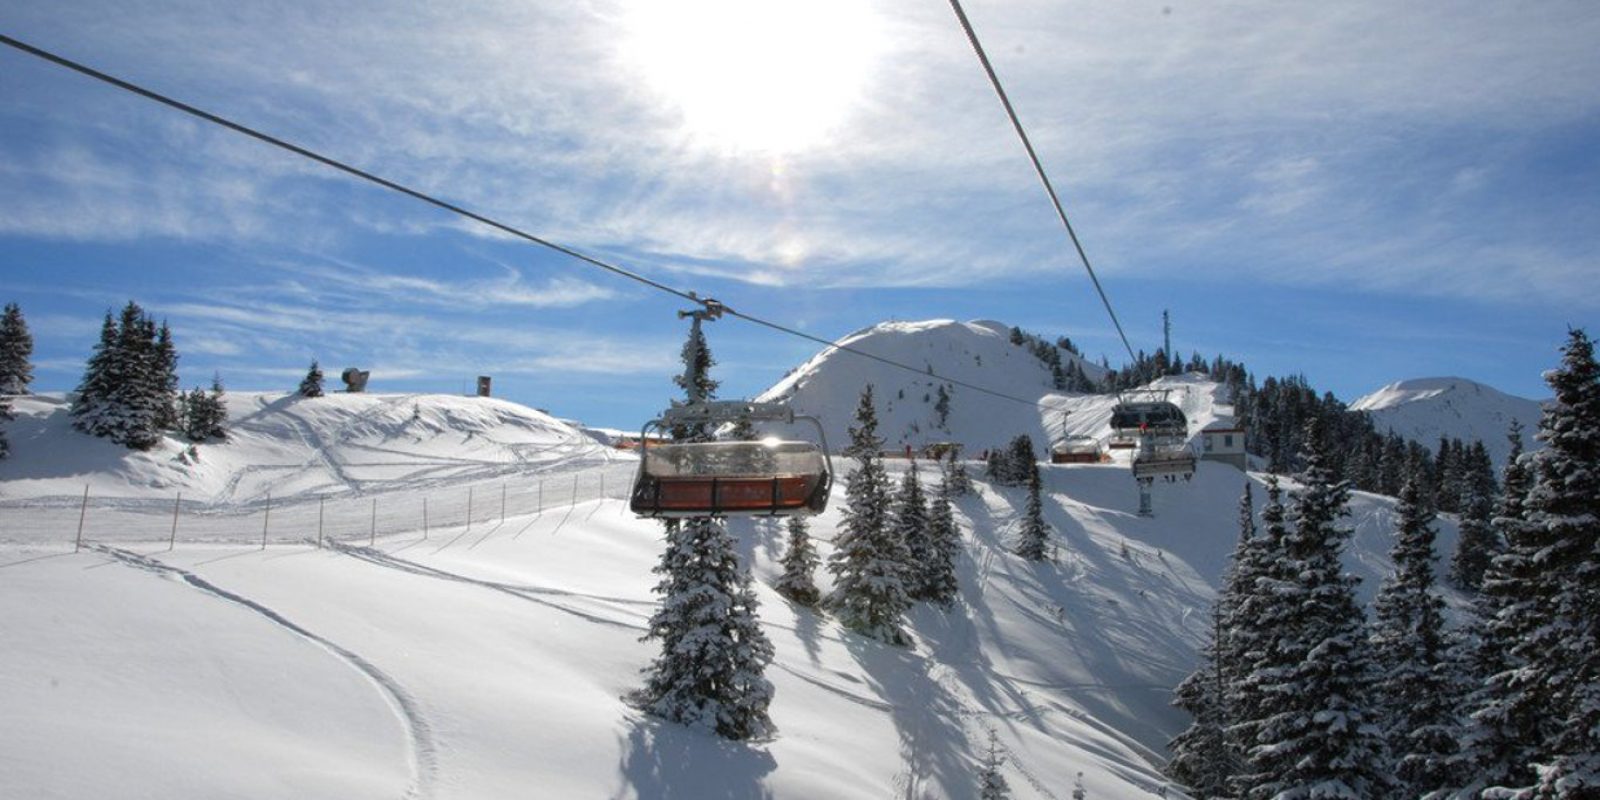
[0, 370, 1458, 798]
[756, 318, 1211, 455]
[1351, 377, 1543, 466]
[0, 391, 618, 505]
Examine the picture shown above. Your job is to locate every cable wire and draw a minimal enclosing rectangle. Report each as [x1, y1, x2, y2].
[943, 0, 1141, 369]
[1, 32, 1085, 416]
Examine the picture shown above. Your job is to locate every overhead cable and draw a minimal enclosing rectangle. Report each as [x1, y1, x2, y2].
[943, 0, 1142, 369]
[0, 32, 1083, 414]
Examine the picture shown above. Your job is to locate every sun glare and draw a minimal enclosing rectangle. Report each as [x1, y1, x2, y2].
[622, 0, 883, 154]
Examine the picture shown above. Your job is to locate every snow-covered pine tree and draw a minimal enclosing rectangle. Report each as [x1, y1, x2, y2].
[299, 360, 325, 398]
[1370, 475, 1458, 796]
[669, 318, 719, 441]
[893, 463, 933, 599]
[1014, 459, 1049, 561]
[635, 314, 775, 740]
[1517, 328, 1600, 797]
[1006, 434, 1035, 487]
[0, 302, 34, 395]
[978, 731, 1011, 800]
[1449, 452, 1500, 592]
[1169, 483, 1256, 797]
[1233, 419, 1390, 800]
[152, 321, 179, 432]
[946, 448, 972, 496]
[1169, 609, 1234, 798]
[826, 385, 912, 646]
[728, 413, 757, 442]
[923, 474, 960, 607]
[71, 312, 118, 438]
[775, 515, 821, 606]
[934, 384, 951, 429]
[1225, 478, 1292, 800]
[114, 309, 163, 449]
[203, 374, 228, 440]
[984, 446, 1010, 484]
[181, 375, 228, 442]
[72, 302, 169, 449]
[0, 390, 11, 459]
[1443, 418, 1546, 797]
[634, 515, 775, 739]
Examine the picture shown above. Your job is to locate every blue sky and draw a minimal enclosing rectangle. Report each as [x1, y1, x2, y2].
[2, 0, 1597, 429]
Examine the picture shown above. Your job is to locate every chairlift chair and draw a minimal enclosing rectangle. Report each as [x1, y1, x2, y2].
[1108, 391, 1188, 449]
[629, 400, 833, 518]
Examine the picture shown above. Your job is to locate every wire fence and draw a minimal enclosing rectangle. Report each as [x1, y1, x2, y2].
[0, 462, 640, 552]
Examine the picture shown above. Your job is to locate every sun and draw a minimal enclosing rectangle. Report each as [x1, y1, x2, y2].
[620, 0, 884, 155]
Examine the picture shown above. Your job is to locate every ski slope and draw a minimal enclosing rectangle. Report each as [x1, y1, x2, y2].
[1, 366, 1460, 798]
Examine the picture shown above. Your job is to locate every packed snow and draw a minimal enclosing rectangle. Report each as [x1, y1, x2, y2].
[1, 325, 1469, 799]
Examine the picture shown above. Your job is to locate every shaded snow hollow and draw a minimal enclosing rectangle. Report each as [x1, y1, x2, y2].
[1, 333, 1466, 799]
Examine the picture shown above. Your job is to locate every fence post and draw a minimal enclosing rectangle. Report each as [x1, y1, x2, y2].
[317, 496, 325, 549]
[261, 492, 271, 550]
[467, 487, 474, 532]
[423, 497, 429, 539]
[74, 484, 88, 553]
[572, 472, 579, 507]
[168, 492, 181, 551]
[370, 498, 377, 546]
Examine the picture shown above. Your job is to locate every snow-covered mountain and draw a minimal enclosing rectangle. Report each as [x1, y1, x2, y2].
[0, 333, 1460, 799]
[1351, 377, 1543, 466]
[757, 318, 1229, 456]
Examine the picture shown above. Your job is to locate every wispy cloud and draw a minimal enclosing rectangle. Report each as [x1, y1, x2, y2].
[4, 0, 1595, 305]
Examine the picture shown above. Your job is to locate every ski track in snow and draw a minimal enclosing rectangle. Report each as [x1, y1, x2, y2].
[329, 542, 650, 632]
[90, 545, 438, 800]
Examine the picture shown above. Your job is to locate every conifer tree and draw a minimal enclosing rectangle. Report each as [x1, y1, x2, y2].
[1226, 479, 1292, 798]
[1169, 614, 1234, 798]
[1233, 420, 1390, 799]
[299, 360, 325, 398]
[1169, 482, 1255, 797]
[181, 374, 229, 442]
[0, 302, 34, 395]
[152, 321, 179, 431]
[71, 302, 174, 450]
[1449, 463, 1499, 592]
[727, 412, 758, 442]
[934, 384, 951, 429]
[71, 313, 118, 432]
[1445, 419, 1545, 796]
[775, 515, 821, 606]
[1517, 328, 1600, 796]
[636, 313, 774, 740]
[923, 475, 961, 607]
[826, 385, 912, 646]
[1370, 476, 1457, 796]
[978, 731, 1011, 800]
[1014, 459, 1049, 561]
[634, 515, 775, 739]
[893, 463, 933, 598]
[945, 448, 973, 496]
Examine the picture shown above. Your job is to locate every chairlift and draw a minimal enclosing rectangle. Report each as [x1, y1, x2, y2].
[1108, 390, 1188, 449]
[629, 400, 833, 518]
[1131, 437, 1196, 484]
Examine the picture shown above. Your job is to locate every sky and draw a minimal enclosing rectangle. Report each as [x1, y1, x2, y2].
[2, 0, 1597, 430]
